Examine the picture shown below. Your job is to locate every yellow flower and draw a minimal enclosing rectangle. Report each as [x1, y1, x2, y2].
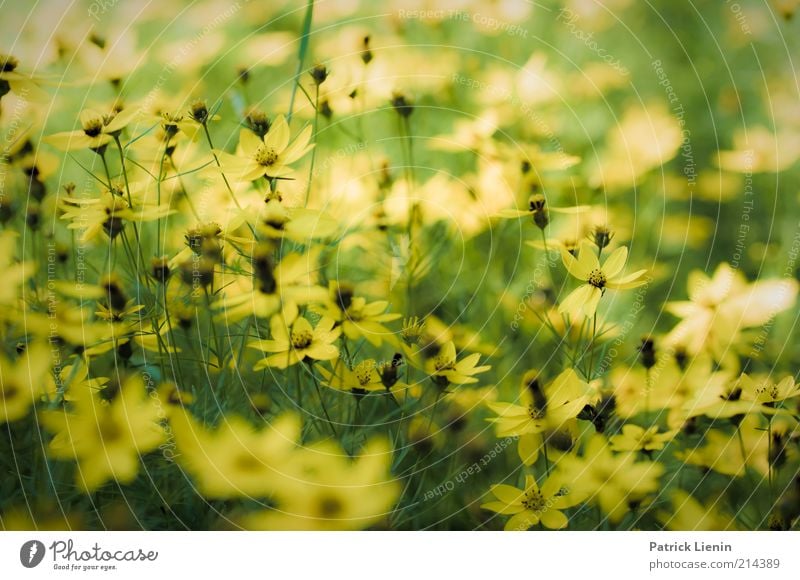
[311, 283, 401, 346]
[318, 358, 386, 394]
[609, 425, 677, 453]
[557, 434, 664, 523]
[252, 198, 338, 242]
[481, 473, 583, 530]
[675, 419, 768, 478]
[0, 231, 34, 317]
[214, 115, 314, 181]
[41, 375, 165, 492]
[665, 263, 797, 366]
[170, 411, 300, 499]
[240, 438, 399, 530]
[60, 188, 173, 243]
[657, 490, 739, 531]
[559, 240, 647, 319]
[1, 343, 53, 423]
[214, 247, 328, 323]
[0, 54, 48, 102]
[425, 341, 490, 387]
[487, 369, 592, 438]
[43, 107, 139, 151]
[249, 314, 340, 370]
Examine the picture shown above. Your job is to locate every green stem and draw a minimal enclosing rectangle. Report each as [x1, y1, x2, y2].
[287, 0, 315, 124]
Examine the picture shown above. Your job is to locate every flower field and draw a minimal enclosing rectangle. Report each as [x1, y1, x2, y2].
[1, 0, 800, 531]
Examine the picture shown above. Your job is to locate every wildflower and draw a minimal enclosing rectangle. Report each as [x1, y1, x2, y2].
[401, 316, 426, 345]
[481, 474, 583, 530]
[41, 375, 165, 492]
[249, 315, 340, 370]
[675, 416, 770, 477]
[255, 198, 338, 242]
[1, 343, 53, 423]
[491, 370, 591, 437]
[557, 434, 664, 523]
[608, 425, 676, 453]
[60, 188, 172, 242]
[738, 374, 800, 406]
[559, 240, 647, 319]
[214, 248, 328, 323]
[240, 438, 399, 530]
[43, 107, 139, 152]
[425, 341, 490, 387]
[657, 490, 739, 531]
[214, 115, 314, 181]
[318, 359, 386, 394]
[665, 263, 797, 366]
[171, 411, 300, 499]
[311, 283, 401, 346]
[0, 54, 47, 102]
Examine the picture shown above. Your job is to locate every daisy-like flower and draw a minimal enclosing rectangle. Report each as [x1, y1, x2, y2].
[1, 343, 53, 423]
[249, 314, 340, 370]
[487, 369, 592, 438]
[557, 434, 664, 523]
[425, 341, 490, 387]
[40, 374, 165, 492]
[170, 411, 300, 499]
[0, 54, 47, 102]
[559, 240, 647, 319]
[43, 107, 139, 152]
[59, 188, 173, 242]
[318, 358, 385, 394]
[311, 283, 401, 347]
[657, 490, 739, 531]
[738, 374, 800, 406]
[608, 424, 677, 453]
[214, 247, 328, 323]
[214, 114, 314, 181]
[481, 473, 583, 530]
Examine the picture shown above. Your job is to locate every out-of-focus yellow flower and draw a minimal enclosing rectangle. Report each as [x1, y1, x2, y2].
[240, 438, 399, 530]
[558, 434, 664, 523]
[482, 473, 584, 530]
[171, 411, 300, 499]
[657, 490, 739, 531]
[1, 343, 53, 423]
[716, 126, 800, 173]
[214, 248, 328, 323]
[487, 369, 592, 437]
[60, 188, 173, 242]
[41, 375, 166, 492]
[609, 425, 677, 453]
[559, 241, 647, 319]
[665, 263, 798, 367]
[675, 415, 770, 477]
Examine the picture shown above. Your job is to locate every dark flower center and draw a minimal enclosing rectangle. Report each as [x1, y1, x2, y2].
[588, 268, 607, 289]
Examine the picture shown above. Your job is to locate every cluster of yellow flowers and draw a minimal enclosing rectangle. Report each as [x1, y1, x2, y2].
[1, 0, 799, 532]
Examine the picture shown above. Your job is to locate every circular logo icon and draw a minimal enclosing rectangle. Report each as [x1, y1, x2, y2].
[20, 540, 46, 568]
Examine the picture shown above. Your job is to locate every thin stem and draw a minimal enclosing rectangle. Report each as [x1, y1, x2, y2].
[287, 0, 315, 124]
[303, 82, 320, 207]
